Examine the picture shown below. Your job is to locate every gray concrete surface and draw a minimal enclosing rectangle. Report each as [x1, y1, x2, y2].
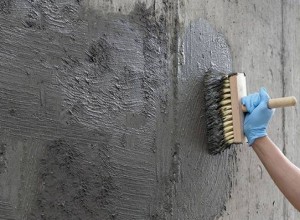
[0, 0, 300, 219]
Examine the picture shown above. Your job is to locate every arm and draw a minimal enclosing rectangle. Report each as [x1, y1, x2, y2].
[253, 136, 300, 211]
[242, 88, 300, 211]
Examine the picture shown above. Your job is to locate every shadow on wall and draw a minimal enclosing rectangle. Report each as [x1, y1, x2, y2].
[0, 1, 237, 219]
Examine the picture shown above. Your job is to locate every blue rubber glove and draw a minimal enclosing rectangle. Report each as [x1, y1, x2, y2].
[241, 88, 275, 145]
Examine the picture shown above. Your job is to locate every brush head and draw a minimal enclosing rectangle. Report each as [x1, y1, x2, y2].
[204, 71, 233, 154]
[204, 71, 247, 154]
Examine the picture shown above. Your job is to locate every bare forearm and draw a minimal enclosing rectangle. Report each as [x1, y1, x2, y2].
[253, 136, 300, 211]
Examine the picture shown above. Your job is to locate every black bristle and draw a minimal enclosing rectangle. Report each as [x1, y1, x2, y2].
[204, 70, 231, 154]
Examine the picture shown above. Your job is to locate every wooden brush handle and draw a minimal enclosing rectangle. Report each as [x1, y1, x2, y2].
[242, 96, 297, 112]
[268, 96, 297, 108]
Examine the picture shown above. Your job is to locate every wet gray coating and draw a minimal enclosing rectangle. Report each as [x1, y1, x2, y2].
[0, 1, 170, 219]
[175, 19, 236, 219]
[0, 1, 236, 219]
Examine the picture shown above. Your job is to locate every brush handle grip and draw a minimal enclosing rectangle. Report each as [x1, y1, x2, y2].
[242, 96, 297, 112]
[268, 96, 297, 108]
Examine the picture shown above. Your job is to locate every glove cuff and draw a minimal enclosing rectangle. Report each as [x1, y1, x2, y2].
[247, 129, 267, 146]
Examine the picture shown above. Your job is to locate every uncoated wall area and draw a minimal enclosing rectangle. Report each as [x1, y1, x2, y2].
[0, 0, 300, 220]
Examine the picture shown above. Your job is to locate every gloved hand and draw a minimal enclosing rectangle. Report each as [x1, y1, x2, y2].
[241, 88, 275, 145]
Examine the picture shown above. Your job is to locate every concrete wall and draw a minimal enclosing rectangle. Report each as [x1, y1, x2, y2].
[0, 0, 299, 219]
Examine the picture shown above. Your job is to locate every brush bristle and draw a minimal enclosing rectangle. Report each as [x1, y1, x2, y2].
[204, 71, 234, 154]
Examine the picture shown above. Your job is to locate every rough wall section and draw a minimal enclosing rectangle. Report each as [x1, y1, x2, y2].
[0, 1, 172, 219]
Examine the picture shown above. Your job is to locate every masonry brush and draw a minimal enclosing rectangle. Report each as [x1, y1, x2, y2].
[204, 70, 297, 154]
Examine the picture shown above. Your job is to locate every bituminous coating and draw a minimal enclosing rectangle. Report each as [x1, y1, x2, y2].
[0, 1, 236, 219]
[0, 1, 170, 219]
[175, 18, 236, 219]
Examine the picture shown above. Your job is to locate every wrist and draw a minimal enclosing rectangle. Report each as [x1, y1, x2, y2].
[252, 136, 281, 162]
[252, 136, 273, 151]
[252, 136, 270, 149]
